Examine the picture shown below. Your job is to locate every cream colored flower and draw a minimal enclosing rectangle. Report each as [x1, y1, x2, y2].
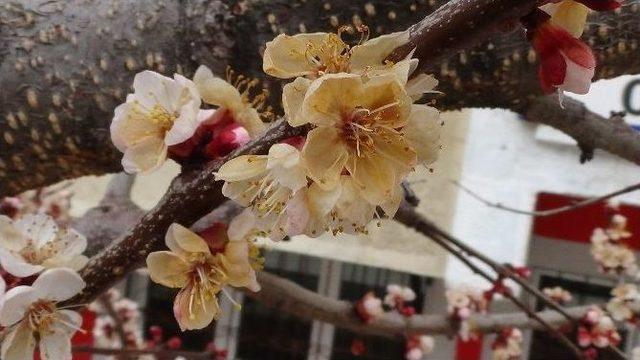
[300, 177, 403, 236]
[294, 72, 415, 205]
[193, 65, 267, 137]
[0, 214, 87, 277]
[263, 29, 409, 79]
[146, 223, 259, 331]
[215, 143, 308, 240]
[0, 268, 85, 360]
[541, 0, 590, 38]
[111, 70, 201, 173]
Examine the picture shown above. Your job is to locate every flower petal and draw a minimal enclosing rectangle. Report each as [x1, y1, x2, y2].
[266, 144, 307, 191]
[216, 155, 268, 182]
[228, 209, 257, 241]
[547, 0, 589, 38]
[109, 101, 163, 152]
[166, 223, 210, 254]
[302, 126, 349, 190]
[164, 99, 200, 146]
[121, 136, 168, 174]
[39, 310, 81, 360]
[406, 73, 439, 101]
[262, 33, 328, 78]
[32, 268, 85, 302]
[221, 242, 260, 291]
[404, 104, 441, 165]
[194, 65, 243, 109]
[285, 190, 310, 237]
[15, 214, 57, 247]
[283, 77, 313, 126]
[146, 251, 190, 288]
[350, 31, 410, 71]
[173, 285, 220, 331]
[132, 71, 184, 112]
[347, 153, 396, 206]
[1, 321, 36, 360]
[301, 73, 364, 127]
[560, 52, 595, 94]
[235, 107, 267, 137]
[0, 286, 37, 326]
[0, 248, 44, 277]
[0, 215, 26, 251]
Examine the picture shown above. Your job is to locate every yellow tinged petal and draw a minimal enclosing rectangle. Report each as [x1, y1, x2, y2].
[167, 223, 210, 254]
[404, 104, 441, 165]
[283, 77, 313, 126]
[174, 285, 220, 331]
[215, 155, 268, 182]
[301, 73, 364, 127]
[146, 251, 190, 288]
[347, 154, 396, 206]
[549, 0, 589, 38]
[193, 65, 243, 109]
[350, 31, 410, 72]
[235, 107, 267, 137]
[302, 127, 348, 190]
[262, 33, 328, 78]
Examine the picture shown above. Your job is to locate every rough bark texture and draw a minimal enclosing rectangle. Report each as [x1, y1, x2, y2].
[1, 0, 639, 196]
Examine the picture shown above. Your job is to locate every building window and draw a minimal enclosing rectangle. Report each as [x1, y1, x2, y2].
[331, 263, 429, 360]
[235, 251, 322, 360]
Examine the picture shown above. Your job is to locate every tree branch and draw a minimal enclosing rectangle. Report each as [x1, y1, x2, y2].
[1, 0, 639, 195]
[526, 96, 640, 165]
[249, 271, 593, 338]
[452, 179, 640, 217]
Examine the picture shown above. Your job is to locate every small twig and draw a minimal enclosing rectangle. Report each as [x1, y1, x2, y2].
[452, 179, 640, 217]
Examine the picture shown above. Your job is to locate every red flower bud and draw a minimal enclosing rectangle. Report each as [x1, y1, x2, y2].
[532, 22, 596, 94]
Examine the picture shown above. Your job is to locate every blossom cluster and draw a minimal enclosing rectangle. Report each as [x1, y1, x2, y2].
[111, 26, 443, 331]
[89, 289, 146, 354]
[405, 334, 435, 360]
[525, 0, 621, 97]
[0, 213, 89, 360]
[577, 306, 621, 358]
[110, 26, 441, 243]
[355, 284, 417, 322]
[0, 182, 73, 226]
[590, 214, 637, 276]
[542, 286, 573, 304]
[217, 27, 442, 240]
[491, 327, 523, 360]
[145, 220, 262, 331]
[606, 283, 640, 324]
[445, 285, 489, 341]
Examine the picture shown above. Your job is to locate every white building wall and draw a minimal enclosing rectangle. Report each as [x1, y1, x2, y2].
[445, 75, 640, 288]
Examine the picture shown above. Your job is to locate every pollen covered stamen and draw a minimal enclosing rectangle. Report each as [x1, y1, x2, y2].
[342, 101, 401, 157]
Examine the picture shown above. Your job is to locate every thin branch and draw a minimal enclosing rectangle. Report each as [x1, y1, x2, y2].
[452, 179, 640, 217]
[393, 203, 628, 360]
[393, 203, 585, 359]
[100, 173, 136, 207]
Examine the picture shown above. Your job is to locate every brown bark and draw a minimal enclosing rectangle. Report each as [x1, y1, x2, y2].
[1, 0, 639, 196]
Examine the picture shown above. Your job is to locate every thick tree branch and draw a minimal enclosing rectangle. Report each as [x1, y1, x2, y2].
[527, 96, 640, 165]
[250, 271, 592, 338]
[1, 0, 639, 195]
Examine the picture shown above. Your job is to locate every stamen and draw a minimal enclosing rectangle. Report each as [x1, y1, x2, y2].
[221, 288, 242, 311]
